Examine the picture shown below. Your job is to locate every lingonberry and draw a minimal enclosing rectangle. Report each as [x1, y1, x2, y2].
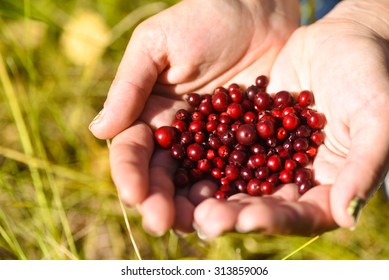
[212, 91, 230, 112]
[154, 126, 180, 149]
[298, 90, 314, 107]
[155, 75, 325, 199]
[185, 93, 202, 107]
[260, 181, 274, 195]
[187, 143, 205, 162]
[256, 119, 275, 139]
[273, 90, 293, 109]
[236, 124, 258, 146]
[282, 113, 300, 131]
[246, 178, 262, 196]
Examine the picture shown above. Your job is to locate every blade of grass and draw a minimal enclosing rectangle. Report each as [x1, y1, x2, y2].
[282, 235, 320, 260]
[0, 209, 27, 260]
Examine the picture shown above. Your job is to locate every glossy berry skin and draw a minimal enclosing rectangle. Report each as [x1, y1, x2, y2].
[253, 92, 272, 111]
[154, 126, 180, 149]
[298, 90, 314, 107]
[307, 112, 325, 129]
[293, 152, 310, 166]
[260, 181, 274, 195]
[247, 178, 262, 196]
[310, 130, 325, 146]
[256, 119, 275, 139]
[187, 143, 205, 162]
[226, 103, 244, 119]
[279, 169, 294, 183]
[225, 165, 240, 181]
[294, 168, 312, 185]
[273, 90, 293, 109]
[212, 91, 230, 112]
[282, 113, 300, 131]
[171, 143, 186, 160]
[185, 93, 202, 107]
[236, 124, 258, 146]
[255, 75, 269, 89]
[267, 154, 282, 172]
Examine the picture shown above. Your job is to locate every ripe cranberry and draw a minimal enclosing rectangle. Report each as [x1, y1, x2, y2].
[307, 111, 325, 129]
[171, 119, 187, 133]
[251, 143, 266, 154]
[234, 179, 247, 193]
[260, 181, 274, 195]
[298, 90, 314, 107]
[187, 143, 205, 162]
[214, 190, 228, 200]
[267, 173, 279, 185]
[255, 166, 270, 180]
[225, 165, 240, 181]
[284, 159, 297, 171]
[294, 168, 312, 185]
[256, 119, 275, 139]
[154, 126, 180, 149]
[247, 154, 266, 169]
[247, 178, 262, 196]
[194, 131, 206, 143]
[243, 111, 257, 124]
[236, 124, 258, 146]
[282, 113, 300, 131]
[189, 168, 203, 182]
[298, 180, 313, 195]
[229, 88, 244, 103]
[292, 152, 310, 166]
[220, 130, 236, 146]
[255, 75, 269, 89]
[279, 169, 294, 183]
[293, 137, 309, 151]
[228, 150, 248, 166]
[206, 149, 216, 160]
[208, 134, 222, 149]
[197, 158, 212, 172]
[212, 91, 230, 112]
[245, 85, 259, 101]
[185, 93, 202, 107]
[306, 146, 317, 157]
[211, 168, 223, 179]
[189, 120, 205, 133]
[212, 157, 226, 169]
[310, 130, 325, 146]
[171, 143, 186, 159]
[191, 110, 205, 121]
[253, 92, 272, 111]
[295, 125, 312, 138]
[216, 123, 229, 135]
[273, 90, 293, 109]
[240, 167, 254, 181]
[198, 99, 213, 115]
[282, 106, 296, 117]
[206, 120, 219, 132]
[176, 109, 191, 121]
[218, 145, 230, 158]
[267, 154, 282, 172]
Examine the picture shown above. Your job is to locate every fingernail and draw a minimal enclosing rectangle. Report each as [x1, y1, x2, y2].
[192, 222, 210, 241]
[89, 108, 105, 130]
[173, 229, 189, 238]
[347, 196, 365, 230]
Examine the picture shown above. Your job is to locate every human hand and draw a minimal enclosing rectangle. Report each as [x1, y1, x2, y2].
[89, 0, 300, 235]
[193, 0, 389, 238]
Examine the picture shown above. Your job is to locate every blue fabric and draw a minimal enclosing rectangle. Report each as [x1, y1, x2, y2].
[300, 0, 341, 25]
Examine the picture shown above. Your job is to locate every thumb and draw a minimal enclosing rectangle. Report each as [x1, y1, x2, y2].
[330, 114, 389, 229]
[89, 25, 166, 139]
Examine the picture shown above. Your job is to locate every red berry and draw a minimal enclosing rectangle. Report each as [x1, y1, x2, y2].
[274, 90, 293, 109]
[185, 93, 202, 107]
[187, 143, 205, 162]
[253, 92, 272, 111]
[154, 126, 180, 149]
[279, 169, 294, 183]
[256, 119, 275, 139]
[298, 90, 314, 107]
[255, 75, 269, 89]
[212, 91, 230, 112]
[307, 111, 325, 129]
[236, 124, 258, 146]
[282, 113, 300, 131]
[247, 178, 262, 196]
[260, 181, 274, 195]
[267, 154, 282, 172]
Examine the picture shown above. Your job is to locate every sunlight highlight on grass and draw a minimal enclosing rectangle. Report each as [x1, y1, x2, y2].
[282, 235, 320, 260]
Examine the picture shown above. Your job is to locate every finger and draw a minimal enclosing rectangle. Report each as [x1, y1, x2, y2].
[173, 195, 195, 234]
[236, 185, 336, 235]
[331, 116, 389, 228]
[110, 121, 154, 205]
[139, 149, 177, 236]
[193, 198, 245, 239]
[89, 23, 166, 139]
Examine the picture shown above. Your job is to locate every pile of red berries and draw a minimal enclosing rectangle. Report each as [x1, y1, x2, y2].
[154, 75, 325, 199]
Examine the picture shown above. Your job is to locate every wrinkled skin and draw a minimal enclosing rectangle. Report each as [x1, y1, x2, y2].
[90, 0, 389, 238]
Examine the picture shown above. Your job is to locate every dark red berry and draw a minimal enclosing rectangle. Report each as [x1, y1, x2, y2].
[247, 178, 262, 196]
[253, 92, 272, 111]
[236, 124, 258, 146]
[282, 113, 300, 131]
[212, 91, 230, 112]
[185, 93, 202, 107]
[267, 154, 282, 172]
[279, 169, 294, 183]
[225, 165, 240, 181]
[255, 75, 269, 89]
[256, 119, 275, 139]
[298, 90, 314, 107]
[273, 90, 293, 109]
[171, 143, 186, 159]
[154, 126, 180, 149]
[307, 111, 325, 129]
[187, 143, 205, 161]
[260, 181, 274, 195]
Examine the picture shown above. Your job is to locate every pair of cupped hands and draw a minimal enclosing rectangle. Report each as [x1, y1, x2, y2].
[89, 0, 389, 238]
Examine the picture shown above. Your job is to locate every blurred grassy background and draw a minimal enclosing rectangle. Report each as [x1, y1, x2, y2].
[0, 0, 388, 260]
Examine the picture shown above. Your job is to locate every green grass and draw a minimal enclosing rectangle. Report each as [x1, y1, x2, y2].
[1, 0, 389, 260]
